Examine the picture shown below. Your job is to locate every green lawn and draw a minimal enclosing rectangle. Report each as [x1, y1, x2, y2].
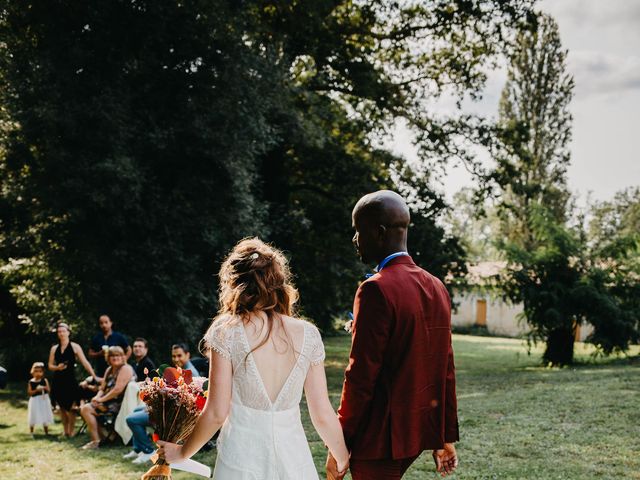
[1, 335, 639, 479]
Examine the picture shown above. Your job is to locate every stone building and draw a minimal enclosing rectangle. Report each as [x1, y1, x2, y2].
[451, 261, 593, 341]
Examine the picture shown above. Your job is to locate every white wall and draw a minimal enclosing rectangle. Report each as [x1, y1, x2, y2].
[451, 291, 593, 341]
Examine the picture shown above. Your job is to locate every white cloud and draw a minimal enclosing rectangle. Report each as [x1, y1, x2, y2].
[541, 0, 640, 55]
[542, 0, 640, 38]
[569, 51, 640, 100]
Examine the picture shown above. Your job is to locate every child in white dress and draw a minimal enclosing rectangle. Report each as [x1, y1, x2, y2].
[27, 362, 54, 436]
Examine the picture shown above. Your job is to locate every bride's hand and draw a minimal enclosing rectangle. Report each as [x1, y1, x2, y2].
[336, 455, 349, 477]
[337, 462, 349, 475]
[156, 440, 185, 464]
[326, 452, 349, 480]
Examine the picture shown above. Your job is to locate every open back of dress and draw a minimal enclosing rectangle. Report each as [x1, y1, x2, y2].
[243, 316, 305, 406]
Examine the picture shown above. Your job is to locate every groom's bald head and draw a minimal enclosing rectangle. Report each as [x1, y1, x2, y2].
[353, 191, 410, 228]
[352, 191, 410, 264]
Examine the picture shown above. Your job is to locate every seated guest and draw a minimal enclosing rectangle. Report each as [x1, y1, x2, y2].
[79, 346, 135, 449]
[171, 343, 199, 376]
[123, 404, 155, 464]
[131, 338, 156, 381]
[189, 356, 209, 377]
[78, 375, 101, 404]
[123, 343, 199, 464]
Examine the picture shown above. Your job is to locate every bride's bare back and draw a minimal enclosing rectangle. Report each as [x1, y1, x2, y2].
[243, 313, 305, 404]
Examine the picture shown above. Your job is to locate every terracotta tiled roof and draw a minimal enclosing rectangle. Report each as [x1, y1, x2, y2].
[465, 261, 507, 285]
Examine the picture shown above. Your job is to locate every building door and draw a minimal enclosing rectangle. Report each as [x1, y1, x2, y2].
[475, 299, 487, 327]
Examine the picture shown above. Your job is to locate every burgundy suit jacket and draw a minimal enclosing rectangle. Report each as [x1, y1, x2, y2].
[337, 255, 459, 460]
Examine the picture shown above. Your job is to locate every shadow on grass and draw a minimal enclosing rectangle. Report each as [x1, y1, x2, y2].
[0, 384, 29, 410]
[38, 433, 64, 443]
[515, 354, 640, 373]
[572, 354, 640, 368]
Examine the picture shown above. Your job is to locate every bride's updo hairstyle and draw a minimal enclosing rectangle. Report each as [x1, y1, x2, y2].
[217, 237, 298, 320]
[204, 237, 304, 361]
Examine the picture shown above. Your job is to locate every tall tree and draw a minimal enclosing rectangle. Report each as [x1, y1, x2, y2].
[502, 204, 640, 365]
[493, 14, 577, 364]
[493, 15, 640, 364]
[494, 13, 574, 250]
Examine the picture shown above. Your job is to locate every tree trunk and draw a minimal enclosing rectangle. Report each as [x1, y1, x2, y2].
[543, 326, 575, 366]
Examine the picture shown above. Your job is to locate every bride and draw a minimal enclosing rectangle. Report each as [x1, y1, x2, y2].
[158, 238, 349, 479]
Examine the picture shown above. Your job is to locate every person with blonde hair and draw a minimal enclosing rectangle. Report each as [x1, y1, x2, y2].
[79, 345, 135, 449]
[158, 237, 349, 479]
[27, 362, 54, 436]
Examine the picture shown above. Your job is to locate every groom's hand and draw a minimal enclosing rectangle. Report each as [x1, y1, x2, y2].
[432, 443, 458, 477]
[326, 451, 347, 480]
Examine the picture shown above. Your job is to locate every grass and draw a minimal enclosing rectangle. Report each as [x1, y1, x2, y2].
[1, 335, 639, 479]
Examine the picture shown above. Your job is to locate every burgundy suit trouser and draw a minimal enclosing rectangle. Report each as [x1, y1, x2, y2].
[349, 455, 420, 480]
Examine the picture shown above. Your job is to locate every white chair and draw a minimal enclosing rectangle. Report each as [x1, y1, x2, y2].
[114, 381, 143, 445]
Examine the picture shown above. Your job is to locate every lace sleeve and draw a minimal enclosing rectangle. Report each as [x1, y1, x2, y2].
[203, 320, 232, 361]
[308, 324, 326, 366]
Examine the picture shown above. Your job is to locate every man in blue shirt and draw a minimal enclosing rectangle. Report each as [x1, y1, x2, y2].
[88, 314, 131, 377]
[171, 343, 200, 377]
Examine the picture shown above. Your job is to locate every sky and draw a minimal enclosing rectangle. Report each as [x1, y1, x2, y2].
[390, 0, 640, 204]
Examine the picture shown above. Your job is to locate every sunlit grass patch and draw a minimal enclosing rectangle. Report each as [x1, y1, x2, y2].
[1, 334, 639, 479]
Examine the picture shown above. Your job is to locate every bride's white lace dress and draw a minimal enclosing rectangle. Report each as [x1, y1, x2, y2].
[204, 318, 325, 479]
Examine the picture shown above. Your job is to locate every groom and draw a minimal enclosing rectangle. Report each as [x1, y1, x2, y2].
[327, 190, 459, 479]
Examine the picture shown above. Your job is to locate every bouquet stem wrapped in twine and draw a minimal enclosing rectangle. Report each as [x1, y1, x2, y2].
[141, 459, 172, 480]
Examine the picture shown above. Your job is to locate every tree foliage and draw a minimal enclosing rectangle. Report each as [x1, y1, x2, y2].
[0, 0, 535, 374]
[585, 188, 640, 354]
[501, 206, 640, 365]
[252, 0, 534, 324]
[500, 206, 582, 365]
[393, 163, 467, 285]
[588, 187, 640, 252]
[0, 1, 284, 348]
[447, 188, 502, 262]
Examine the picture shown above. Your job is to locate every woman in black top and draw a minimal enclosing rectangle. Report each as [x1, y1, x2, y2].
[48, 323, 98, 438]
